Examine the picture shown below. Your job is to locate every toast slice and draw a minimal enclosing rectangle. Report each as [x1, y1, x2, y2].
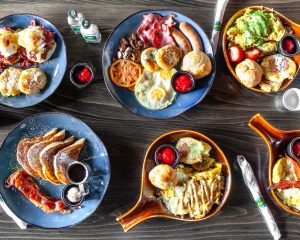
[40, 136, 75, 184]
[27, 130, 66, 179]
[54, 138, 85, 184]
[16, 128, 58, 177]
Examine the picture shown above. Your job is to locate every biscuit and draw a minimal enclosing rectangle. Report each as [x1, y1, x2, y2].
[0, 67, 22, 96]
[18, 68, 47, 95]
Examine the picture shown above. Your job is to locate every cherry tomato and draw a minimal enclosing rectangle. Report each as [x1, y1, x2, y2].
[245, 47, 261, 60]
[228, 45, 245, 63]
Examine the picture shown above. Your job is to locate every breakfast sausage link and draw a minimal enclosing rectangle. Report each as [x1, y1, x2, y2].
[171, 28, 192, 55]
[179, 22, 203, 52]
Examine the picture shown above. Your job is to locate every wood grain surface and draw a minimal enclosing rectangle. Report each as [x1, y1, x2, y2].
[0, 0, 300, 239]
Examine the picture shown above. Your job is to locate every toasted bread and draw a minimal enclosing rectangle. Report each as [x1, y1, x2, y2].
[54, 138, 85, 184]
[16, 128, 58, 177]
[40, 136, 75, 184]
[27, 130, 66, 179]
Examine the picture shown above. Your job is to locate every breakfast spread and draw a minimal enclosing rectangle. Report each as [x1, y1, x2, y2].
[148, 137, 224, 218]
[226, 8, 298, 92]
[271, 157, 300, 211]
[6, 128, 86, 213]
[0, 20, 56, 97]
[108, 13, 212, 110]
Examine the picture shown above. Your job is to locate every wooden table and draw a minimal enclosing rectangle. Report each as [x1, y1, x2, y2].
[0, 0, 299, 239]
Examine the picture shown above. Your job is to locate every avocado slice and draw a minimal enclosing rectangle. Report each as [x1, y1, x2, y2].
[251, 11, 269, 34]
[238, 20, 255, 37]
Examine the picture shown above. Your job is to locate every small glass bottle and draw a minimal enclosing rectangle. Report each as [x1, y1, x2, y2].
[67, 9, 85, 34]
[80, 19, 101, 43]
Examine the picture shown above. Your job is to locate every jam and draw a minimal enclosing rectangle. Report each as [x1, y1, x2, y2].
[73, 66, 92, 84]
[173, 74, 193, 93]
[282, 37, 296, 54]
[292, 141, 300, 158]
[157, 147, 177, 166]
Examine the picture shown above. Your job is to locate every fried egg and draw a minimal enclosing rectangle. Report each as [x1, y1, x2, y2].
[0, 67, 22, 96]
[135, 68, 177, 110]
[0, 28, 20, 58]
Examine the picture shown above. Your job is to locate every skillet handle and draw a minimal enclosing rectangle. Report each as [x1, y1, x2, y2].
[116, 198, 164, 232]
[248, 114, 283, 144]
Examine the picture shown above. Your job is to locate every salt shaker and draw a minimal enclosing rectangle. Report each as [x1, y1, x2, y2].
[80, 19, 101, 43]
[68, 9, 85, 34]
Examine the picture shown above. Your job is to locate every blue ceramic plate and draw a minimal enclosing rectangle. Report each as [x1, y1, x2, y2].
[0, 112, 110, 228]
[0, 14, 67, 108]
[102, 10, 216, 119]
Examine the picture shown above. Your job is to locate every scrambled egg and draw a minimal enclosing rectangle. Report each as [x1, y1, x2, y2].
[272, 157, 300, 211]
[227, 9, 285, 51]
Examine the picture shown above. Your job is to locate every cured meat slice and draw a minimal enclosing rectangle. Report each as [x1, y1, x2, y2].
[137, 13, 176, 48]
[54, 138, 85, 184]
[27, 130, 66, 179]
[6, 170, 70, 214]
[16, 128, 58, 177]
[40, 136, 75, 184]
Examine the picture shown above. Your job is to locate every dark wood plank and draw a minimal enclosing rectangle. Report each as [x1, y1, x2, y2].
[0, 0, 300, 239]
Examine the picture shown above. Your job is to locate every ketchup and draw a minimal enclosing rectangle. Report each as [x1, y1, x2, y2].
[282, 37, 296, 54]
[292, 141, 300, 158]
[157, 147, 177, 166]
[73, 66, 92, 84]
[173, 73, 193, 93]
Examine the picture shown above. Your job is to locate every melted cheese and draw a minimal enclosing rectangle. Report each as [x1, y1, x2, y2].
[18, 26, 45, 53]
[0, 29, 19, 58]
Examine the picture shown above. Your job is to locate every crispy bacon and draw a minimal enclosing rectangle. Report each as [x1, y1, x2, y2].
[6, 170, 70, 214]
[269, 180, 300, 190]
[137, 13, 176, 48]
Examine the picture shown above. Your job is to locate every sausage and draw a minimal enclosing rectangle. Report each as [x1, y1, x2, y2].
[179, 22, 203, 52]
[171, 28, 192, 55]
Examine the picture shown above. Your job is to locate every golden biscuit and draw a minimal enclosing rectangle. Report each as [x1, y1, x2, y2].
[155, 45, 182, 70]
[141, 48, 160, 72]
[18, 68, 47, 95]
[180, 51, 212, 79]
[0, 67, 22, 96]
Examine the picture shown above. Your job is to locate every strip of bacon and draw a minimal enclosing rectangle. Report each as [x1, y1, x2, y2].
[269, 180, 300, 190]
[6, 170, 70, 214]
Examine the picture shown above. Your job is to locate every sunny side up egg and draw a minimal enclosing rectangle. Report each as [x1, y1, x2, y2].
[135, 68, 177, 110]
[0, 29, 20, 58]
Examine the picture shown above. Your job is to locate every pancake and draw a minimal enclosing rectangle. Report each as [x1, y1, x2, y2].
[54, 138, 85, 184]
[40, 136, 75, 184]
[27, 130, 66, 179]
[16, 128, 58, 177]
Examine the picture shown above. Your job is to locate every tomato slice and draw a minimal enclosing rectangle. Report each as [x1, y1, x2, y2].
[109, 59, 142, 88]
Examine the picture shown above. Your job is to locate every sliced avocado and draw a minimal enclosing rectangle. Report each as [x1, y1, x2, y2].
[251, 21, 262, 37]
[252, 11, 270, 30]
[238, 20, 255, 37]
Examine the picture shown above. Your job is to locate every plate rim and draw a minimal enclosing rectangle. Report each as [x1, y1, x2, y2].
[0, 13, 67, 109]
[102, 9, 216, 119]
[0, 111, 111, 229]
